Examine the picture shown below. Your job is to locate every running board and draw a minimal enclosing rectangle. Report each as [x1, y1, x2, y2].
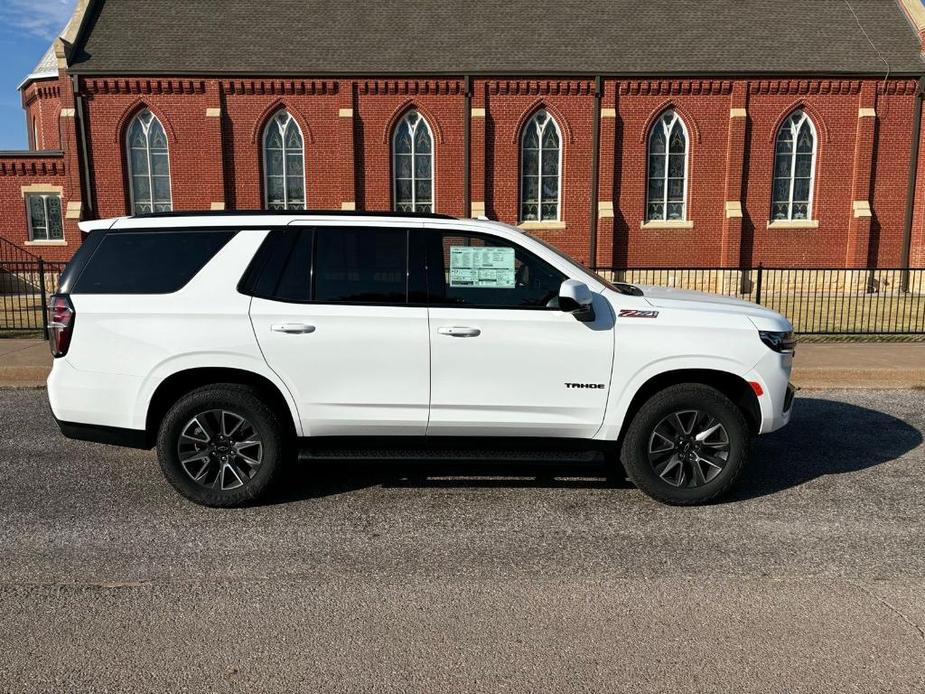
[297, 436, 608, 463]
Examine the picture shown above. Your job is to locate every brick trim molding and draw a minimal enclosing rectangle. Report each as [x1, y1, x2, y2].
[489, 80, 594, 97]
[359, 80, 463, 96]
[853, 200, 873, 218]
[382, 101, 446, 145]
[221, 79, 337, 96]
[767, 100, 831, 143]
[748, 80, 861, 95]
[84, 79, 208, 96]
[113, 100, 179, 144]
[619, 80, 732, 96]
[20, 183, 64, 197]
[510, 100, 575, 144]
[639, 101, 701, 144]
[249, 100, 316, 144]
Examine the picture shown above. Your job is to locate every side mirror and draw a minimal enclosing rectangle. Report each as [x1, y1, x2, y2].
[558, 279, 595, 322]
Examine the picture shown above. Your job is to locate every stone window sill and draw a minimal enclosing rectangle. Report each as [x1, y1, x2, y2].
[25, 239, 67, 246]
[767, 219, 819, 229]
[518, 221, 567, 231]
[640, 220, 695, 230]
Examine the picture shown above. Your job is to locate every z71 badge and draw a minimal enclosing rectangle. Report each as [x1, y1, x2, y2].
[618, 309, 659, 319]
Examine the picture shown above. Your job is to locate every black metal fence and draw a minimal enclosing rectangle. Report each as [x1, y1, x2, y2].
[0, 259, 66, 337]
[1, 257, 924, 336]
[597, 266, 925, 335]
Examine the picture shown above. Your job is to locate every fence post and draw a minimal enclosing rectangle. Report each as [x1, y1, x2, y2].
[755, 264, 764, 305]
[38, 257, 49, 341]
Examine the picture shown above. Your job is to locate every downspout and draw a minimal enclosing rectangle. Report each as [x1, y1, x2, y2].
[463, 75, 471, 218]
[588, 76, 602, 269]
[71, 74, 93, 214]
[901, 76, 925, 291]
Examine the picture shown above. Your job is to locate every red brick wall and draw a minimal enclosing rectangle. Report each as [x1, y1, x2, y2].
[21, 80, 63, 151]
[355, 80, 467, 216]
[611, 80, 730, 268]
[0, 154, 71, 262]
[221, 80, 342, 210]
[869, 81, 918, 268]
[480, 80, 596, 264]
[81, 78, 225, 217]
[909, 86, 925, 269]
[5, 74, 924, 270]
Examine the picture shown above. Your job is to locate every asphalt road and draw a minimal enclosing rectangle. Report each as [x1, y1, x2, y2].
[1, 388, 924, 693]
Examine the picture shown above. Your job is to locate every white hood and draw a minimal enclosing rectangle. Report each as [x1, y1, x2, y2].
[638, 285, 792, 331]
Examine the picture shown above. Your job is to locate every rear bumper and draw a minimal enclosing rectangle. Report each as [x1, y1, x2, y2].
[54, 416, 150, 449]
[48, 358, 150, 449]
[47, 358, 142, 429]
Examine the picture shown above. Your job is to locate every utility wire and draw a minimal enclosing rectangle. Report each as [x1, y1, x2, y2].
[844, 0, 891, 87]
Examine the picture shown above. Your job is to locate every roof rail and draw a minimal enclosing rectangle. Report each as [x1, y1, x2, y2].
[131, 209, 458, 221]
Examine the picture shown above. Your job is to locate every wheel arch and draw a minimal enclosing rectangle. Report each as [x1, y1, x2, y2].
[144, 367, 298, 447]
[616, 368, 761, 445]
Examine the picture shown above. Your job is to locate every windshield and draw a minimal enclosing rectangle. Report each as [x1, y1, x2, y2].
[525, 233, 643, 296]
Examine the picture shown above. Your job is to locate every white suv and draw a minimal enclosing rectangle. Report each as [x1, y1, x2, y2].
[47, 211, 795, 507]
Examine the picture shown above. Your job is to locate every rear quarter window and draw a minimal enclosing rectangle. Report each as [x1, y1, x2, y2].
[72, 230, 236, 294]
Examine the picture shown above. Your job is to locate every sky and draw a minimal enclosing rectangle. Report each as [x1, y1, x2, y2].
[0, 0, 75, 150]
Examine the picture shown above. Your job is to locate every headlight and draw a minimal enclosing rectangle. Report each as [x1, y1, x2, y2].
[759, 330, 796, 353]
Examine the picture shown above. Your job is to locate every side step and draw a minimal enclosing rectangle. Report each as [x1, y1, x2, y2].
[297, 436, 609, 463]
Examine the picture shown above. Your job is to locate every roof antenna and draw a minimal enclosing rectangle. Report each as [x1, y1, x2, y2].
[843, 0, 891, 90]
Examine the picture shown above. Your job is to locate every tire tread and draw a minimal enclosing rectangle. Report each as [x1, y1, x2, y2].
[156, 383, 288, 507]
[621, 383, 750, 506]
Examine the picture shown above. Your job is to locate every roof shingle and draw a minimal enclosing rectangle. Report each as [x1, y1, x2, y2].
[69, 0, 925, 76]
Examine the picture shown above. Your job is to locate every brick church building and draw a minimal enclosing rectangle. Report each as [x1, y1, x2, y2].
[5, 0, 925, 271]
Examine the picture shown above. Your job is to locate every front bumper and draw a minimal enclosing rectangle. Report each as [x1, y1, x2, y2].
[746, 349, 795, 434]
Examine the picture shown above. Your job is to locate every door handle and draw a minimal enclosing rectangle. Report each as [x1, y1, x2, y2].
[271, 323, 316, 334]
[438, 326, 481, 338]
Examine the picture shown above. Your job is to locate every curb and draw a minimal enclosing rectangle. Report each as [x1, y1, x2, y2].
[792, 369, 925, 390]
[0, 367, 50, 389]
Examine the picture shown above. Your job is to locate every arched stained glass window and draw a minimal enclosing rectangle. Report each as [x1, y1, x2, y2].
[393, 110, 433, 213]
[772, 110, 816, 221]
[646, 110, 688, 222]
[520, 110, 561, 222]
[127, 110, 172, 214]
[263, 110, 306, 210]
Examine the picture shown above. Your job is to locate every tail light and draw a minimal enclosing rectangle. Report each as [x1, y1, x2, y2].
[47, 294, 75, 358]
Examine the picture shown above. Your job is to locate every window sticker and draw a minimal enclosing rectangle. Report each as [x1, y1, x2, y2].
[449, 246, 516, 288]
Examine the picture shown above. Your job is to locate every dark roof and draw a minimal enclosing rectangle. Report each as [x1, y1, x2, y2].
[69, 0, 925, 76]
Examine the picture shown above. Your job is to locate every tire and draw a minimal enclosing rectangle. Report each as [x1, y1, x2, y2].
[156, 384, 289, 507]
[620, 383, 750, 506]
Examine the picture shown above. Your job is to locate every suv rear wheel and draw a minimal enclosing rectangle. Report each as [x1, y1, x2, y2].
[621, 383, 750, 505]
[156, 384, 287, 507]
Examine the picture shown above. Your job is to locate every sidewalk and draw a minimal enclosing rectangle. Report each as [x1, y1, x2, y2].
[1, 338, 924, 390]
[0, 339, 54, 388]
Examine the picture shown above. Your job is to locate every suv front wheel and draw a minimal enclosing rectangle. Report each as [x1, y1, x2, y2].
[156, 384, 287, 507]
[621, 383, 751, 505]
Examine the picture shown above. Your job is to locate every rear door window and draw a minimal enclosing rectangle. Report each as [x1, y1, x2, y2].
[240, 227, 409, 305]
[312, 227, 407, 304]
[72, 230, 236, 294]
